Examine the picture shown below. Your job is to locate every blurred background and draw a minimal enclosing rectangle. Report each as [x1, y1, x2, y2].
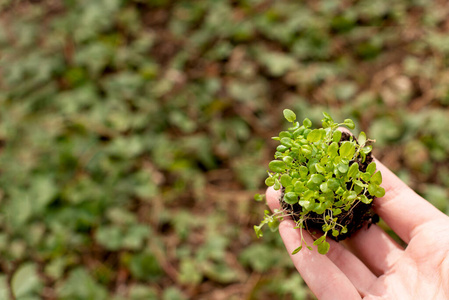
[1, 0, 449, 299]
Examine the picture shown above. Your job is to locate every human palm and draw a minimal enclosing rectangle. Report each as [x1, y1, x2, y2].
[267, 161, 449, 299]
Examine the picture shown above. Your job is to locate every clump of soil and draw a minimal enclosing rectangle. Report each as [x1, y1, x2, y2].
[280, 132, 378, 241]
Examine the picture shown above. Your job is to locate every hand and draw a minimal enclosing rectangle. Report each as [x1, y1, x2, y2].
[266, 160, 449, 299]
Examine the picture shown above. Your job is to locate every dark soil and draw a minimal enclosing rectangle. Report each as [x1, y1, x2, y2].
[280, 132, 378, 241]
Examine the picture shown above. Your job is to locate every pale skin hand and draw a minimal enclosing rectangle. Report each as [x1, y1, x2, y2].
[267, 160, 449, 300]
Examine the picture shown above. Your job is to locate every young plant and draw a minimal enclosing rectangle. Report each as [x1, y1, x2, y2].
[254, 110, 385, 255]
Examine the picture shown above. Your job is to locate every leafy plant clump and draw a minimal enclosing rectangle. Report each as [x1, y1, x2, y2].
[255, 110, 385, 255]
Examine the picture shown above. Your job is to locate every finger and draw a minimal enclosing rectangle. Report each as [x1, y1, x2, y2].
[374, 160, 448, 243]
[325, 238, 377, 297]
[267, 187, 374, 297]
[343, 224, 403, 276]
[266, 186, 282, 212]
[279, 220, 362, 300]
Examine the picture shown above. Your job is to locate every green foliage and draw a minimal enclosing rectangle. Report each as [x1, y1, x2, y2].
[12, 263, 43, 299]
[57, 268, 108, 300]
[257, 111, 384, 254]
[2, 0, 449, 299]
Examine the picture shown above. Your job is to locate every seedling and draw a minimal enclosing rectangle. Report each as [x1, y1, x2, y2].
[254, 110, 385, 255]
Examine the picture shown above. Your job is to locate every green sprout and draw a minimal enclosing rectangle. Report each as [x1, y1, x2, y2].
[255, 110, 385, 255]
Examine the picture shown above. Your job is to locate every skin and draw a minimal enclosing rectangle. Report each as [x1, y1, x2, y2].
[266, 160, 449, 300]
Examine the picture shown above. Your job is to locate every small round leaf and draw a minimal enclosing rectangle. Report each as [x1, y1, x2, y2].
[280, 174, 292, 187]
[254, 194, 264, 201]
[284, 192, 299, 204]
[283, 109, 297, 122]
[299, 166, 309, 178]
[265, 177, 275, 186]
[269, 160, 286, 173]
[332, 130, 342, 143]
[343, 119, 355, 129]
[303, 118, 312, 128]
[254, 225, 263, 238]
[337, 163, 349, 173]
[317, 241, 330, 254]
[366, 162, 377, 175]
[280, 137, 293, 147]
[358, 131, 367, 145]
[340, 141, 355, 159]
[307, 129, 322, 143]
[371, 171, 382, 185]
[322, 112, 333, 121]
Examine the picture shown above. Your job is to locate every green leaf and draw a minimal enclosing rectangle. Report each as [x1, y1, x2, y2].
[371, 171, 382, 185]
[291, 246, 302, 254]
[265, 177, 275, 186]
[254, 225, 263, 238]
[327, 142, 339, 158]
[315, 163, 325, 173]
[310, 174, 324, 184]
[59, 267, 108, 299]
[302, 190, 314, 200]
[280, 137, 293, 147]
[358, 131, 367, 145]
[283, 109, 296, 122]
[284, 192, 299, 204]
[294, 181, 306, 193]
[354, 180, 366, 188]
[359, 194, 371, 204]
[337, 162, 349, 173]
[347, 163, 359, 179]
[96, 226, 123, 251]
[361, 172, 371, 182]
[332, 130, 342, 143]
[368, 183, 386, 197]
[288, 122, 300, 131]
[299, 166, 308, 178]
[317, 241, 330, 254]
[340, 141, 355, 159]
[320, 182, 330, 193]
[273, 178, 281, 190]
[343, 119, 355, 129]
[298, 199, 311, 210]
[12, 263, 42, 298]
[279, 131, 292, 139]
[354, 184, 363, 194]
[361, 145, 372, 154]
[313, 235, 326, 245]
[292, 127, 305, 138]
[276, 145, 288, 152]
[366, 162, 377, 175]
[346, 191, 357, 201]
[327, 178, 340, 191]
[301, 145, 312, 156]
[283, 156, 294, 165]
[307, 129, 322, 142]
[268, 217, 280, 231]
[280, 174, 292, 187]
[269, 160, 286, 173]
[336, 186, 345, 195]
[303, 118, 312, 128]
[254, 194, 264, 201]
[322, 112, 333, 122]
[0, 276, 7, 300]
[123, 225, 150, 250]
[377, 186, 386, 197]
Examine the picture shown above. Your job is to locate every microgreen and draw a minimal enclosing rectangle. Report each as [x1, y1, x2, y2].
[255, 110, 384, 255]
